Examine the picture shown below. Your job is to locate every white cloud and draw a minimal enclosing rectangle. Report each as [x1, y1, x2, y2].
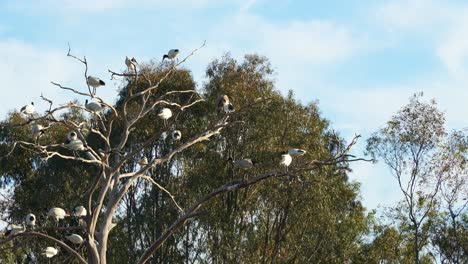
[373, 0, 468, 78]
[373, 0, 453, 33]
[6, 0, 251, 12]
[220, 13, 362, 66]
[0, 39, 91, 118]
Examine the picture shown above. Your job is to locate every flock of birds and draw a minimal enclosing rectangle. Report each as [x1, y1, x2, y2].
[11, 48, 308, 259]
[5, 206, 87, 258]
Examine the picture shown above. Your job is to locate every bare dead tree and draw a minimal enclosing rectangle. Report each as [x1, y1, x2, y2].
[0, 43, 369, 264]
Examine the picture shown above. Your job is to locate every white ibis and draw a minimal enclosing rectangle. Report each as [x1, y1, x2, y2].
[25, 213, 36, 227]
[161, 131, 168, 140]
[67, 131, 78, 141]
[217, 95, 234, 113]
[65, 234, 84, 246]
[5, 224, 25, 237]
[20, 102, 35, 115]
[223, 103, 234, 113]
[47, 207, 69, 224]
[217, 95, 230, 112]
[231, 158, 255, 169]
[64, 139, 85, 151]
[31, 124, 46, 138]
[85, 100, 106, 113]
[41, 247, 58, 258]
[172, 130, 181, 141]
[280, 152, 292, 168]
[125, 56, 137, 70]
[158, 108, 172, 126]
[162, 49, 180, 62]
[73, 206, 87, 218]
[87, 76, 105, 94]
[288, 148, 307, 156]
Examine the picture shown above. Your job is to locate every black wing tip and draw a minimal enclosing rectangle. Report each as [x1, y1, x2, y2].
[99, 80, 106, 85]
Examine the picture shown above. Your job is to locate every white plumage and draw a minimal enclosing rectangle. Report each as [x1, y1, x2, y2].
[64, 139, 85, 151]
[25, 213, 36, 227]
[163, 49, 180, 61]
[47, 207, 69, 222]
[85, 100, 106, 113]
[233, 159, 255, 169]
[31, 124, 46, 138]
[87, 76, 105, 88]
[217, 95, 229, 109]
[280, 153, 292, 167]
[125, 56, 137, 69]
[161, 132, 168, 140]
[5, 224, 25, 236]
[172, 130, 182, 140]
[73, 206, 87, 217]
[20, 102, 35, 115]
[288, 148, 307, 156]
[42, 247, 58, 258]
[67, 131, 78, 141]
[217, 95, 234, 113]
[158, 108, 172, 120]
[66, 234, 84, 245]
[87, 76, 105, 94]
[223, 103, 234, 113]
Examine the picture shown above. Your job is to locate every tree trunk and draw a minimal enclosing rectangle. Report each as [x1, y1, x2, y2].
[414, 227, 419, 264]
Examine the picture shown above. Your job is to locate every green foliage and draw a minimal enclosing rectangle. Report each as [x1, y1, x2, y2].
[0, 54, 372, 263]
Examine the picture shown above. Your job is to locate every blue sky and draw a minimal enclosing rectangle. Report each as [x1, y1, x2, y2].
[1, 0, 467, 210]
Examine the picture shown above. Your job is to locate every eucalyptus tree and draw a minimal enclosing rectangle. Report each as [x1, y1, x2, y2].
[0, 45, 367, 264]
[430, 130, 468, 263]
[366, 93, 448, 264]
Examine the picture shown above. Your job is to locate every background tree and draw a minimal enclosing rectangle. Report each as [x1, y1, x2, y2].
[366, 93, 446, 264]
[430, 130, 468, 263]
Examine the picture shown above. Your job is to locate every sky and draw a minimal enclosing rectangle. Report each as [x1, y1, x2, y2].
[0, 0, 467, 211]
